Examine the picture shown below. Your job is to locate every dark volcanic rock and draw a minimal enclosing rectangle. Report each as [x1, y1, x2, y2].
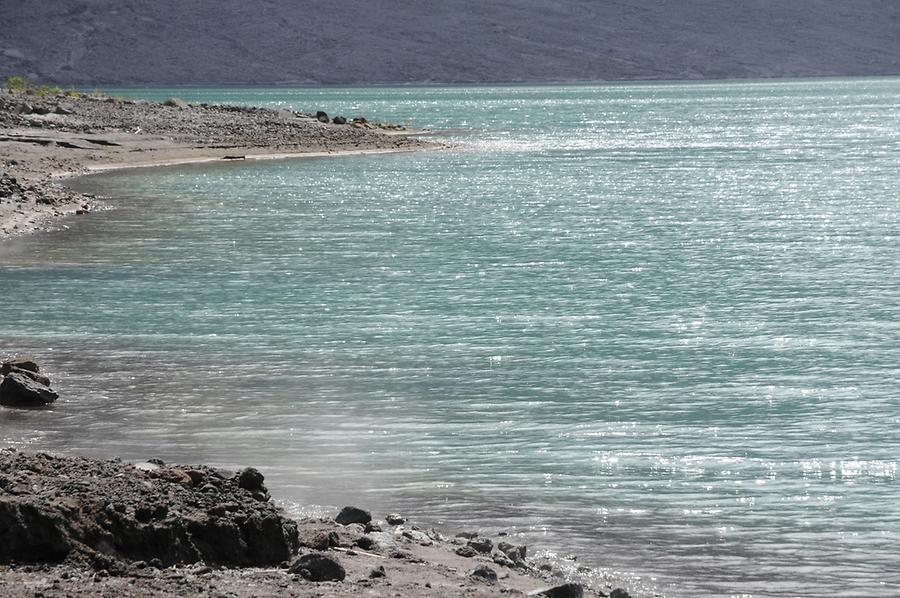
[530, 582, 584, 598]
[609, 589, 633, 598]
[468, 564, 498, 583]
[455, 545, 478, 558]
[335, 505, 371, 525]
[332, 115, 347, 125]
[2, 365, 50, 387]
[299, 529, 340, 551]
[1, 356, 40, 374]
[355, 535, 376, 550]
[0, 450, 299, 567]
[315, 111, 329, 123]
[467, 537, 493, 554]
[234, 467, 265, 492]
[0, 372, 58, 407]
[288, 552, 346, 582]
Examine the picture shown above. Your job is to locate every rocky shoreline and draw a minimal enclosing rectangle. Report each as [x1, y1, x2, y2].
[0, 87, 440, 240]
[1, 92, 637, 597]
[0, 448, 632, 598]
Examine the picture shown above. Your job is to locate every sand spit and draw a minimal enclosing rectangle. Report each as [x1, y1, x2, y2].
[0, 89, 440, 240]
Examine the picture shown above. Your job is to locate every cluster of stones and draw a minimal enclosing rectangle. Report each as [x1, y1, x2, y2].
[0, 447, 632, 596]
[0, 356, 58, 407]
[0, 450, 298, 569]
[298, 504, 631, 598]
[313, 110, 404, 130]
[159, 97, 406, 132]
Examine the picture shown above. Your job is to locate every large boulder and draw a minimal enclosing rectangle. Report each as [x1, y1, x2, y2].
[315, 111, 329, 123]
[0, 372, 58, 407]
[335, 505, 371, 525]
[3, 366, 50, 387]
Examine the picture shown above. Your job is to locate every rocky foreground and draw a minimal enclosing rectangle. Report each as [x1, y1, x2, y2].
[0, 87, 438, 240]
[0, 449, 633, 598]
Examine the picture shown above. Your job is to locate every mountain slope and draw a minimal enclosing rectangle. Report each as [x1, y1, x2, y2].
[2, 0, 899, 85]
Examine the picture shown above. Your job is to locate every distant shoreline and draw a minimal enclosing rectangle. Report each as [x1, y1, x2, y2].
[88, 73, 900, 91]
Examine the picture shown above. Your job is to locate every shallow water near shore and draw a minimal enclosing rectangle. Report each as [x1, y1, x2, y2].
[3, 80, 900, 597]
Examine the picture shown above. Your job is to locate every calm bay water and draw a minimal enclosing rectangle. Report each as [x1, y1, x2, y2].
[2, 80, 899, 597]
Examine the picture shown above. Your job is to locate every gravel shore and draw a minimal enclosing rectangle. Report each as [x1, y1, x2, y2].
[0, 449, 623, 598]
[0, 89, 439, 240]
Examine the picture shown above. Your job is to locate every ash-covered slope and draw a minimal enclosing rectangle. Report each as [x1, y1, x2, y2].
[1, 0, 899, 85]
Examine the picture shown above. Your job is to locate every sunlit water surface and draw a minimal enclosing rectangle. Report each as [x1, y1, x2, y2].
[2, 80, 899, 597]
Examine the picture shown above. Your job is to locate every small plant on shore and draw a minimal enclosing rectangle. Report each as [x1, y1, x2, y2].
[5, 76, 27, 93]
[4, 77, 69, 97]
[30, 84, 64, 97]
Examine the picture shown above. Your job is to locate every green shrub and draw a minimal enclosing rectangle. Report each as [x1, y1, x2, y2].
[4, 77, 70, 96]
[5, 76, 27, 93]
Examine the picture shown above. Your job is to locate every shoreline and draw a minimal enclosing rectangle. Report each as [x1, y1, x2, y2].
[1, 89, 443, 241]
[0, 448, 617, 598]
[1, 93, 631, 597]
[80, 145, 431, 175]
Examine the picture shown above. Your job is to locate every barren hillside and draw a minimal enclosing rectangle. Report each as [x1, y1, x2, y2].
[1, 0, 899, 85]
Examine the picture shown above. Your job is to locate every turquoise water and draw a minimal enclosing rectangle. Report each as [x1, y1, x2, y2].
[3, 80, 900, 597]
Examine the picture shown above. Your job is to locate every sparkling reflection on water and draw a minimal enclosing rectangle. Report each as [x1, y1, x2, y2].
[2, 80, 900, 597]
